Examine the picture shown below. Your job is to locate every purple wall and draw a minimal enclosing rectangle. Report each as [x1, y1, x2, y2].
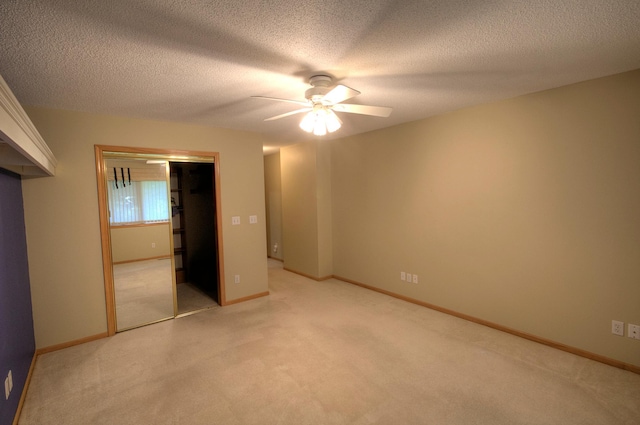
[0, 168, 36, 425]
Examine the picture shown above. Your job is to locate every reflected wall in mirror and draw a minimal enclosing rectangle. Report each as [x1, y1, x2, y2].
[105, 158, 175, 331]
[95, 146, 225, 336]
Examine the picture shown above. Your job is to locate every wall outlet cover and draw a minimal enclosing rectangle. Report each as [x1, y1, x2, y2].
[612, 320, 624, 336]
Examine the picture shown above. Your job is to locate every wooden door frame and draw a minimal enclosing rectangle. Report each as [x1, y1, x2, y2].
[95, 145, 226, 336]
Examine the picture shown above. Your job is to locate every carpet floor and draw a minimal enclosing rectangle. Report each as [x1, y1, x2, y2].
[177, 282, 218, 315]
[18, 260, 640, 424]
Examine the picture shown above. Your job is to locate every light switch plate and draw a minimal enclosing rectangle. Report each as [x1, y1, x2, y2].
[628, 323, 640, 340]
[249, 215, 258, 224]
[231, 216, 240, 225]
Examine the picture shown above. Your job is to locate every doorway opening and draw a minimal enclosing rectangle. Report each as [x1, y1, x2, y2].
[95, 145, 225, 335]
[171, 162, 219, 315]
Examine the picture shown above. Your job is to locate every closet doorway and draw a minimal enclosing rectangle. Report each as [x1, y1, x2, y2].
[170, 162, 219, 314]
[95, 146, 225, 335]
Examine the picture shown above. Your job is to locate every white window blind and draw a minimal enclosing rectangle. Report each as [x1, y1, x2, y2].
[108, 181, 169, 224]
[141, 181, 170, 222]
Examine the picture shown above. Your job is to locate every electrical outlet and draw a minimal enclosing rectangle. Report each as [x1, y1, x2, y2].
[412, 274, 418, 284]
[231, 216, 241, 225]
[400, 272, 406, 281]
[612, 320, 624, 336]
[4, 371, 11, 400]
[628, 324, 640, 340]
[234, 275, 240, 284]
[249, 215, 258, 224]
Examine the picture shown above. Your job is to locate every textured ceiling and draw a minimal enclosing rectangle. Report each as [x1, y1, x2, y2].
[1, 0, 640, 153]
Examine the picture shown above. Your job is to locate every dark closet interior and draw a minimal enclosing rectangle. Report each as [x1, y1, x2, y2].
[170, 162, 219, 303]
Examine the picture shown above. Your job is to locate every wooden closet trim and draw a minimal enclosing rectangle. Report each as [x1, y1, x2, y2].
[95, 145, 225, 335]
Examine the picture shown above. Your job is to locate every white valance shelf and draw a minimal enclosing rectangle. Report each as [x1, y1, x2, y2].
[0, 73, 57, 177]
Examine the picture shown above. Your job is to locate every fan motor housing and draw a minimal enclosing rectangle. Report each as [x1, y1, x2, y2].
[305, 75, 333, 102]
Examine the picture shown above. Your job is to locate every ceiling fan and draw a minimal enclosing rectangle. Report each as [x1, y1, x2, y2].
[252, 75, 392, 136]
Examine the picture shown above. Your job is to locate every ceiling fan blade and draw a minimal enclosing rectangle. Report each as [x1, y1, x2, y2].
[251, 96, 309, 107]
[264, 108, 311, 121]
[323, 85, 360, 104]
[333, 103, 393, 117]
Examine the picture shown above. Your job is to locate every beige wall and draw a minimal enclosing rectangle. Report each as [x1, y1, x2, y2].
[110, 224, 171, 263]
[264, 153, 283, 261]
[316, 142, 333, 278]
[281, 143, 319, 276]
[280, 142, 333, 278]
[22, 108, 269, 348]
[331, 69, 640, 367]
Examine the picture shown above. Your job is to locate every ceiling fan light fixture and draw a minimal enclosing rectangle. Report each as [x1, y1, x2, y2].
[299, 107, 341, 136]
[313, 120, 327, 136]
[325, 110, 342, 133]
[312, 108, 327, 136]
[259, 74, 390, 135]
[299, 111, 316, 133]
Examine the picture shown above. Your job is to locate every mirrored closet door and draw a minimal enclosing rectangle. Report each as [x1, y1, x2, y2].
[105, 157, 175, 331]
